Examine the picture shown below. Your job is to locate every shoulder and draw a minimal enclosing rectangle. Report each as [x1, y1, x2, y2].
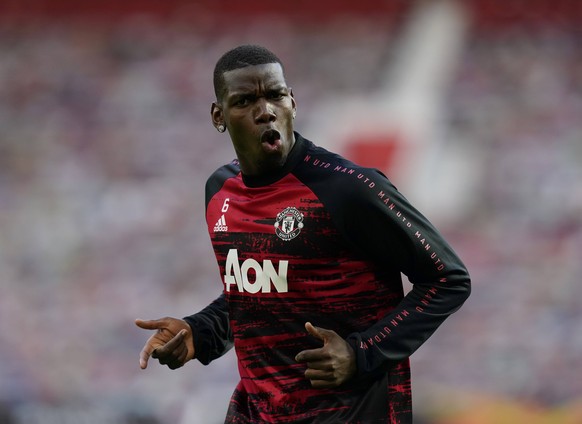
[296, 137, 395, 205]
[205, 159, 240, 205]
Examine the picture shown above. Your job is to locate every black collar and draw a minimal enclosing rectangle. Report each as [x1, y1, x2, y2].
[241, 132, 307, 188]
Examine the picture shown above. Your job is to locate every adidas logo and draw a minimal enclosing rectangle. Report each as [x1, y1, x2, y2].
[213, 215, 228, 232]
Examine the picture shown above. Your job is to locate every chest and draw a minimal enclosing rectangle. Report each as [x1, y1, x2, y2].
[206, 174, 397, 332]
[207, 174, 342, 262]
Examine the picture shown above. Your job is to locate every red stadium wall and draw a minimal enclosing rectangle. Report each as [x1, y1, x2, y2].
[1, 0, 581, 27]
[0, 0, 409, 23]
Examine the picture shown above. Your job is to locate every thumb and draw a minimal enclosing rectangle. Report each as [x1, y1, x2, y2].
[305, 322, 330, 343]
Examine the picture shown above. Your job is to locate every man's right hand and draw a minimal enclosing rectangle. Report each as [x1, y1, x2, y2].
[135, 317, 195, 370]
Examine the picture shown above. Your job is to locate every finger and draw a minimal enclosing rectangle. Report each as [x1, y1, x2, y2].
[305, 360, 333, 371]
[167, 361, 184, 370]
[135, 318, 167, 330]
[305, 322, 335, 342]
[310, 379, 337, 389]
[139, 342, 156, 369]
[304, 322, 323, 340]
[167, 345, 188, 370]
[295, 347, 328, 363]
[158, 344, 187, 369]
[155, 330, 187, 355]
[305, 368, 334, 381]
[154, 338, 187, 362]
[155, 343, 186, 365]
[175, 344, 188, 364]
[152, 330, 187, 363]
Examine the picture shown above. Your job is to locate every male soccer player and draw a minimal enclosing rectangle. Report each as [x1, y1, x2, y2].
[136, 44, 471, 423]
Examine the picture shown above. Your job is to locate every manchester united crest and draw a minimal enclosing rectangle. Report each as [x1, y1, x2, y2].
[274, 207, 304, 241]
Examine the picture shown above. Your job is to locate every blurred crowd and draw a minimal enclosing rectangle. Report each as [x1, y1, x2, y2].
[0, 5, 581, 424]
[0, 15, 399, 424]
[441, 22, 582, 405]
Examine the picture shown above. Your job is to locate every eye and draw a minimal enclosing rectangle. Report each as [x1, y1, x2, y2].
[268, 91, 285, 100]
[234, 97, 250, 107]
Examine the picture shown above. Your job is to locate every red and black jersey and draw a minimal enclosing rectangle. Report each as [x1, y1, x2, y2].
[185, 133, 470, 423]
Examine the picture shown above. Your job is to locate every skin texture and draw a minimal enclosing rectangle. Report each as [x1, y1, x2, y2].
[136, 63, 356, 389]
[296, 322, 356, 388]
[211, 63, 296, 177]
[135, 317, 194, 370]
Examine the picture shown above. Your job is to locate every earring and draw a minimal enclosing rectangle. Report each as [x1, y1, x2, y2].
[217, 124, 225, 133]
[292, 110, 296, 119]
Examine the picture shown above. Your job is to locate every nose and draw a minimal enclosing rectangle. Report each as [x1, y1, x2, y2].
[254, 98, 276, 124]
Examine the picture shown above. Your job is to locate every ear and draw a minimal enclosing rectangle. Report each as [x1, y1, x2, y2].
[289, 88, 297, 117]
[211, 102, 224, 130]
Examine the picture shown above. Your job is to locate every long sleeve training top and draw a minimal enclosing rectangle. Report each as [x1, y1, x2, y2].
[184, 133, 471, 424]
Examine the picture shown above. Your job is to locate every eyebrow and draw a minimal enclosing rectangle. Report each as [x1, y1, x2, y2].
[229, 83, 288, 95]
[227, 85, 289, 104]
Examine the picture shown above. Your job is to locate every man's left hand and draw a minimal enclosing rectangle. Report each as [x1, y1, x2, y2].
[295, 322, 356, 388]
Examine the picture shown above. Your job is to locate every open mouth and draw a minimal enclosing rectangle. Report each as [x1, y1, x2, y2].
[261, 129, 281, 145]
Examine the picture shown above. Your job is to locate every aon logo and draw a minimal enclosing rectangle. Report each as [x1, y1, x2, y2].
[224, 249, 288, 293]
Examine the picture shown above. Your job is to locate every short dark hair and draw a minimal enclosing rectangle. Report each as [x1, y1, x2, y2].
[213, 45, 284, 101]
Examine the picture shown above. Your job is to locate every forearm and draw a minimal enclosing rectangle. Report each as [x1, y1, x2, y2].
[183, 293, 233, 365]
[340, 172, 471, 378]
[346, 272, 470, 378]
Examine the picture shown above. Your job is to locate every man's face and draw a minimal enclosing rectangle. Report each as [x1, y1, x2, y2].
[212, 63, 297, 176]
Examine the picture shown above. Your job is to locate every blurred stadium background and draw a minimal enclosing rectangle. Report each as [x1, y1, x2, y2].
[1, 0, 581, 422]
